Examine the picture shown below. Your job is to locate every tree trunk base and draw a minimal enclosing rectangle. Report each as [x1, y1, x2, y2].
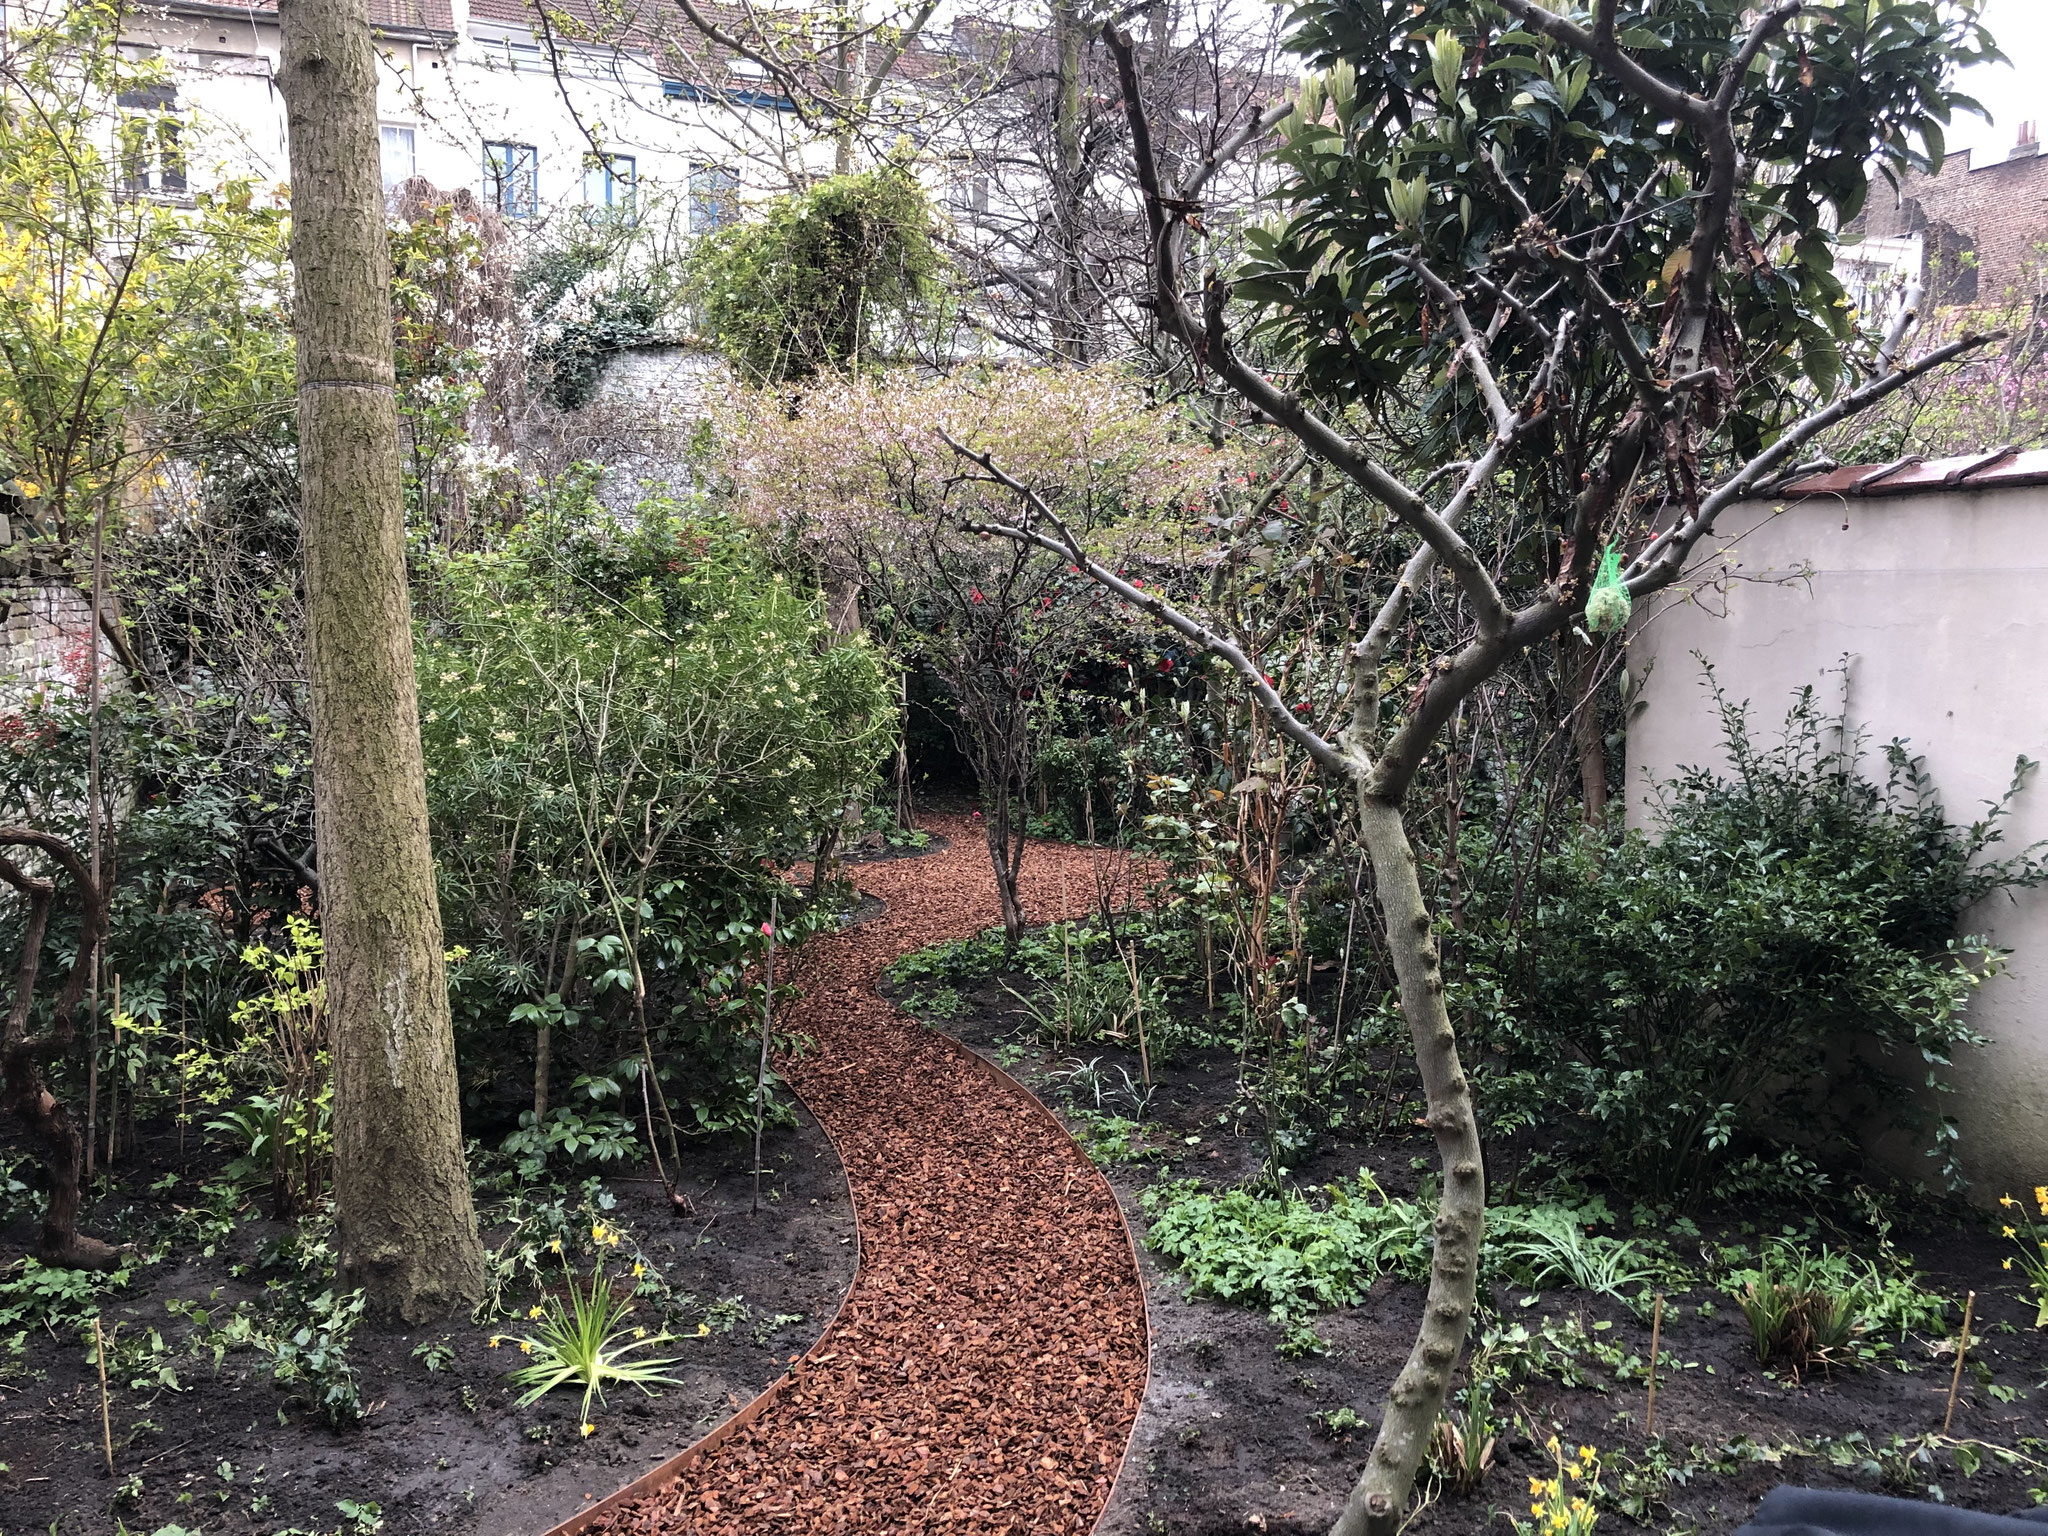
[38, 1231, 128, 1271]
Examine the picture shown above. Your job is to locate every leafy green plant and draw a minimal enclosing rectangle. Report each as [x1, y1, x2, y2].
[1486, 1205, 1671, 1307]
[682, 163, 940, 383]
[500, 1222, 683, 1432]
[1426, 1367, 1499, 1495]
[0, 1256, 132, 1333]
[1461, 680, 2046, 1200]
[260, 1288, 367, 1427]
[1139, 1172, 1429, 1324]
[1310, 1405, 1364, 1440]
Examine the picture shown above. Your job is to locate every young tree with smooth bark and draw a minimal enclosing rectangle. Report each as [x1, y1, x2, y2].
[962, 2, 1999, 1528]
[279, 0, 485, 1321]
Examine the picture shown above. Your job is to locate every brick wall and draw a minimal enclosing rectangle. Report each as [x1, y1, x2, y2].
[1854, 141, 2048, 307]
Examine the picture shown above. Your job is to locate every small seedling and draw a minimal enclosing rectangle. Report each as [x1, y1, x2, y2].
[1310, 1406, 1363, 1440]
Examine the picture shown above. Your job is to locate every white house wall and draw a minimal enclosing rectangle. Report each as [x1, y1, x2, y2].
[1624, 483, 2048, 1201]
[112, 3, 836, 217]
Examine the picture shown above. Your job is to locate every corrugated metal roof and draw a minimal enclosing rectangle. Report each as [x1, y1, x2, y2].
[1778, 447, 2048, 499]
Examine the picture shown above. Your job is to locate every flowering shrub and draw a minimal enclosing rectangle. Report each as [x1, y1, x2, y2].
[418, 472, 894, 1135]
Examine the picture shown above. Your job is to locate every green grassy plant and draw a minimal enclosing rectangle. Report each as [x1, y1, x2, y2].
[501, 1225, 682, 1432]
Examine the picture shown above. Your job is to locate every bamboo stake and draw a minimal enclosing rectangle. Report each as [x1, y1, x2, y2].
[176, 952, 189, 1156]
[106, 975, 120, 1168]
[752, 897, 778, 1216]
[1645, 1293, 1664, 1438]
[1944, 1290, 1976, 1433]
[93, 1315, 114, 1473]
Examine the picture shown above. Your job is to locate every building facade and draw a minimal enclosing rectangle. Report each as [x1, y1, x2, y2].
[1849, 123, 2048, 311]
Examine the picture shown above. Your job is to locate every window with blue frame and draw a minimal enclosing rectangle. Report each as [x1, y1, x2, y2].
[483, 141, 539, 219]
[688, 162, 738, 234]
[582, 153, 636, 214]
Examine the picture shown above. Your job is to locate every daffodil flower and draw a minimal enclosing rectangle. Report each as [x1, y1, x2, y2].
[530, 1304, 546, 1319]
[581, 1422, 595, 1437]
[519, 1340, 533, 1354]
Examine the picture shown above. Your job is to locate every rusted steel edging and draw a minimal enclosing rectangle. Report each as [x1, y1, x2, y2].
[534, 1083, 866, 1536]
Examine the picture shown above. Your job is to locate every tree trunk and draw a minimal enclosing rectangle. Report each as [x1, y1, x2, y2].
[0, 831, 121, 1269]
[1050, 0, 1087, 360]
[280, 0, 484, 1323]
[1333, 791, 1485, 1536]
[984, 797, 1026, 952]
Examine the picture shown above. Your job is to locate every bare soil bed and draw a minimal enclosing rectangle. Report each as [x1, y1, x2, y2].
[896, 948, 2048, 1536]
[0, 1108, 856, 1536]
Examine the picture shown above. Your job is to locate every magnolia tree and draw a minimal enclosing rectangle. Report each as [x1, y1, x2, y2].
[957, 1, 2001, 1528]
[723, 368, 1241, 944]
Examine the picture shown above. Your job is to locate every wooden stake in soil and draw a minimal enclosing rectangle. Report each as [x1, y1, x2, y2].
[93, 1315, 114, 1473]
[1644, 1292, 1664, 1438]
[1944, 1290, 1975, 1433]
[106, 975, 121, 1168]
[752, 897, 777, 1216]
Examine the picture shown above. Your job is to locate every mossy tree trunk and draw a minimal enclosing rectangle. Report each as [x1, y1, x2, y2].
[280, 0, 484, 1322]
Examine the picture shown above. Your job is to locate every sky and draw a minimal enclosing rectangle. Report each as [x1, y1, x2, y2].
[1948, 0, 2048, 162]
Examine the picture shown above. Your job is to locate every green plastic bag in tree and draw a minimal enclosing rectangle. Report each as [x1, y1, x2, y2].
[1584, 543, 1631, 635]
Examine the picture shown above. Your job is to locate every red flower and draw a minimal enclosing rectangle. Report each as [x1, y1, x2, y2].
[970, 588, 984, 603]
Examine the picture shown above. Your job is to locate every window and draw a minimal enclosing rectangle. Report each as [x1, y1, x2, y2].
[380, 124, 416, 189]
[483, 141, 539, 219]
[688, 162, 738, 234]
[116, 83, 186, 198]
[581, 152, 636, 214]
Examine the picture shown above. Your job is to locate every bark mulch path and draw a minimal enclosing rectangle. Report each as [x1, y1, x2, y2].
[590, 816, 1151, 1536]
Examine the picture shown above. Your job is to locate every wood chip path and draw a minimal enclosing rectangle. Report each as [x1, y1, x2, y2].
[585, 817, 1151, 1536]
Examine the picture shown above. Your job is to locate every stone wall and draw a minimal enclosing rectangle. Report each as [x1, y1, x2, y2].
[1624, 469, 2048, 1199]
[0, 551, 122, 699]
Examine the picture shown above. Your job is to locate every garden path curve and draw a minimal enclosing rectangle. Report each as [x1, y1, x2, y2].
[585, 816, 1150, 1536]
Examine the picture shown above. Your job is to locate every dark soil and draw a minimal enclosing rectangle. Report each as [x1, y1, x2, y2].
[0, 1104, 856, 1536]
[898, 943, 2048, 1536]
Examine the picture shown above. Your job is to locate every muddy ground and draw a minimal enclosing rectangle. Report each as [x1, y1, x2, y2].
[893, 949, 2048, 1536]
[0, 1104, 856, 1536]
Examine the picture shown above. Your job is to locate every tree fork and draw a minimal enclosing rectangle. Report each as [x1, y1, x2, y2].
[280, 0, 484, 1321]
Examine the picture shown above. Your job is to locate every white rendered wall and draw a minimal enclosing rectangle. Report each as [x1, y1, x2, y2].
[1624, 487, 2048, 1199]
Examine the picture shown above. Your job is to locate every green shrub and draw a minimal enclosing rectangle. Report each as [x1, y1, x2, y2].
[1139, 1172, 1430, 1321]
[682, 164, 939, 383]
[1460, 676, 2044, 1201]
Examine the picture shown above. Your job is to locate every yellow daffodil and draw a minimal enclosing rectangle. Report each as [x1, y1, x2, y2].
[2005, 1258, 2015, 1270]
[697, 1323, 710, 1337]
[2035, 1185, 2047, 1208]
[2001, 1194, 2019, 1209]
[519, 1340, 533, 1354]
[1567, 1465, 1582, 1481]
[529, 1304, 546, 1319]
[632, 1261, 645, 1277]
[2006, 1227, 2018, 1239]
[581, 1422, 595, 1437]
[592, 1223, 608, 1244]
[1578, 1447, 1596, 1464]
[548, 1238, 562, 1253]
[488, 1336, 502, 1348]
[1529, 1478, 1545, 1496]
[1531, 1506, 1545, 1518]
